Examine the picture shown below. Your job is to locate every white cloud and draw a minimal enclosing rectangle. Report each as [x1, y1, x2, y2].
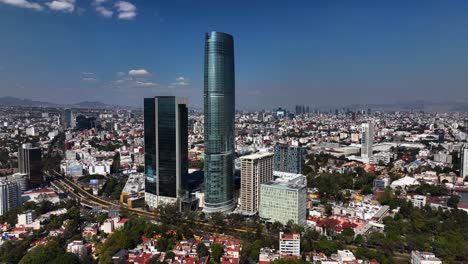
[115, 1, 136, 20]
[0, 0, 43, 11]
[136, 81, 158, 87]
[172, 76, 191, 86]
[82, 72, 94, 75]
[82, 77, 98, 82]
[45, 0, 75, 12]
[93, 0, 113, 18]
[117, 71, 126, 77]
[95, 5, 112, 18]
[128, 69, 150, 76]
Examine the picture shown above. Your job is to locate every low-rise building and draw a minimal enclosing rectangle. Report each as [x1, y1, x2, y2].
[412, 195, 427, 208]
[279, 232, 300, 257]
[67, 240, 88, 259]
[411, 251, 442, 264]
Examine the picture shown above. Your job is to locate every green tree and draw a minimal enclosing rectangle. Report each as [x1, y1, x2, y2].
[20, 239, 63, 264]
[316, 238, 337, 256]
[51, 252, 81, 264]
[165, 251, 175, 260]
[250, 240, 263, 261]
[197, 243, 210, 257]
[361, 185, 373, 195]
[338, 227, 355, 244]
[447, 195, 460, 209]
[110, 152, 121, 174]
[210, 243, 224, 263]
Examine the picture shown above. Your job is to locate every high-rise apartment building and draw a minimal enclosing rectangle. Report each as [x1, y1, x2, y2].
[18, 143, 43, 187]
[0, 178, 21, 216]
[361, 122, 374, 158]
[239, 152, 274, 215]
[11, 173, 29, 192]
[203, 32, 236, 213]
[461, 145, 468, 179]
[144, 96, 188, 209]
[273, 145, 305, 174]
[259, 176, 307, 225]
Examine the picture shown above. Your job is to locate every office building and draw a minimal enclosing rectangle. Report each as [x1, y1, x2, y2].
[18, 143, 43, 187]
[259, 176, 307, 225]
[273, 145, 305, 174]
[279, 232, 300, 257]
[275, 108, 286, 119]
[144, 96, 188, 209]
[361, 122, 374, 158]
[0, 178, 21, 216]
[411, 251, 442, 264]
[461, 145, 468, 179]
[203, 31, 236, 213]
[239, 152, 274, 215]
[62, 109, 75, 129]
[433, 151, 452, 164]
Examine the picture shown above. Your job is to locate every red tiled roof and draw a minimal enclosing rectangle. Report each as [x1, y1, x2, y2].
[118, 218, 129, 224]
[23, 188, 55, 195]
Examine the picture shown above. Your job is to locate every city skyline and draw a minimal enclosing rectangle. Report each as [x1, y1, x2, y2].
[2, 1, 468, 109]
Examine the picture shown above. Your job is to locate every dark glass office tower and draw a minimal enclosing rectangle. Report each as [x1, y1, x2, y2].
[203, 32, 236, 213]
[144, 97, 188, 209]
[62, 109, 74, 129]
[18, 143, 43, 188]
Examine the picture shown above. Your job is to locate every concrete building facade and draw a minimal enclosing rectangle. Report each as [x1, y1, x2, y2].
[239, 152, 274, 215]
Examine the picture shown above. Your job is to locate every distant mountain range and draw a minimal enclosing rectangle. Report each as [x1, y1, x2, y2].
[1, 96, 467, 112]
[342, 100, 468, 112]
[0, 97, 112, 108]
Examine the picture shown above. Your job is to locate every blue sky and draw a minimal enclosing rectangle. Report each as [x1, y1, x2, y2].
[1, 0, 468, 109]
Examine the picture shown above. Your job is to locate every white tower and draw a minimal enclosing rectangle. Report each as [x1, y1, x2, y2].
[361, 122, 374, 158]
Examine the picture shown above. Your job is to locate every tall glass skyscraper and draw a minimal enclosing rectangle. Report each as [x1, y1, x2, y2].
[18, 143, 43, 187]
[144, 96, 188, 209]
[203, 32, 236, 213]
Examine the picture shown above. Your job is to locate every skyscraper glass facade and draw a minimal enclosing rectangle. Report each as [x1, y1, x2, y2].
[18, 143, 43, 187]
[273, 145, 305, 174]
[144, 97, 188, 208]
[203, 32, 236, 212]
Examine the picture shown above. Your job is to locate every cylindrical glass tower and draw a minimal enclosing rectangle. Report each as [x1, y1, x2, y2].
[203, 31, 236, 213]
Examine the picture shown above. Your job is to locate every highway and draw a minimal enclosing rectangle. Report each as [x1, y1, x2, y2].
[50, 171, 253, 234]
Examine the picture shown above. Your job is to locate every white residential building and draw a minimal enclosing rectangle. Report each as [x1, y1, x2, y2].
[279, 232, 300, 257]
[336, 250, 356, 263]
[0, 178, 21, 216]
[361, 122, 374, 159]
[412, 195, 427, 208]
[461, 146, 468, 178]
[411, 251, 442, 264]
[67, 240, 88, 259]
